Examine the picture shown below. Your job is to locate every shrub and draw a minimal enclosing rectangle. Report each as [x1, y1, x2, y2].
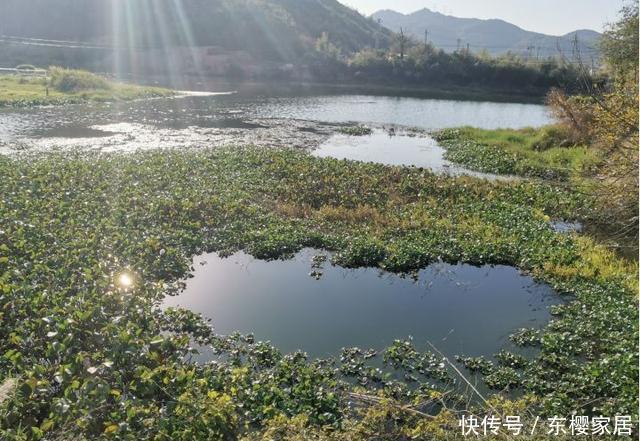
[529, 125, 576, 151]
[49, 67, 112, 93]
[545, 88, 594, 145]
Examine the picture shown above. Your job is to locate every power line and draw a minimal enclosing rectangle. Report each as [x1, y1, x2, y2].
[0, 35, 145, 51]
[0, 39, 109, 50]
[425, 43, 600, 52]
[0, 34, 601, 53]
[1, 34, 109, 47]
[0, 36, 112, 50]
[0, 34, 600, 64]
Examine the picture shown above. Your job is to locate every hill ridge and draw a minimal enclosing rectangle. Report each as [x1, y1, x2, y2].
[371, 8, 601, 59]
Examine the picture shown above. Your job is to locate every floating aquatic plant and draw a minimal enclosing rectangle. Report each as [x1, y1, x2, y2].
[0, 146, 636, 438]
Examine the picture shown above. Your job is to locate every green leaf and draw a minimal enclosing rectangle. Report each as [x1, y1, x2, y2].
[104, 424, 119, 434]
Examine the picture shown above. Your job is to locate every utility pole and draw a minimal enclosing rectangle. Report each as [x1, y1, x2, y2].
[571, 33, 579, 62]
[424, 29, 429, 46]
[525, 45, 535, 60]
[399, 27, 406, 60]
[456, 38, 461, 51]
[375, 18, 382, 50]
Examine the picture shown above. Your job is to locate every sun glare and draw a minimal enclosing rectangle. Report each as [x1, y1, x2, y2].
[109, 0, 209, 89]
[117, 272, 134, 289]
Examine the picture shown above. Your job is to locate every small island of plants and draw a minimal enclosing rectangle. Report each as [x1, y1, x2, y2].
[0, 67, 173, 108]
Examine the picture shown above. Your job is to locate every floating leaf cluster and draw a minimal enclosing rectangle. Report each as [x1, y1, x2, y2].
[336, 126, 373, 136]
[0, 146, 636, 439]
[433, 127, 603, 181]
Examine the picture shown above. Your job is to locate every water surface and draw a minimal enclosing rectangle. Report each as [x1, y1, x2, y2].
[313, 129, 509, 179]
[253, 95, 550, 129]
[164, 249, 559, 360]
[0, 92, 551, 153]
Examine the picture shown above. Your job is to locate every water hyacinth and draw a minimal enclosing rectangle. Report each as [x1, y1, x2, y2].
[336, 125, 373, 136]
[0, 146, 637, 439]
[433, 127, 604, 181]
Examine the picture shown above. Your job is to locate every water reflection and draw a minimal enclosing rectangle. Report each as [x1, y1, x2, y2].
[164, 249, 559, 360]
[550, 220, 584, 234]
[0, 93, 550, 154]
[253, 95, 551, 129]
[313, 129, 510, 179]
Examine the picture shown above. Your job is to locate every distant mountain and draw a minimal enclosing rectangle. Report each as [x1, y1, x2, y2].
[0, 0, 391, 65]
[372, 8, 601, 60]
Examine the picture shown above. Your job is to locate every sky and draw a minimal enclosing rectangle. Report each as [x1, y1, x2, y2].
[340, 0, 626, 35]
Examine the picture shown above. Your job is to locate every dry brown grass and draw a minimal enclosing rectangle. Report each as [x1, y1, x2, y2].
[315, 204, 388, 225]
[0, 378, 17, 405]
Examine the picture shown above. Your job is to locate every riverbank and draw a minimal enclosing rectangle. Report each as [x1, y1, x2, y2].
[0, 147, 636, 439]
[0, 70, 173, 108]
[132, 76, 550, 104]
[433, 126, 604, 181]
[432, 126, 640, 259]
[294, 80, 551, 104]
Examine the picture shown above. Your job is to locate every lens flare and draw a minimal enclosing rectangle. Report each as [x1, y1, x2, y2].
[117, 272, 134, 289]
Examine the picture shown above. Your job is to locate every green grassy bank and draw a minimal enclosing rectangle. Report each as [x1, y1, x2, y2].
[0, 68, 173, 108]
[0, 147, 636, 439]
[432, 125, 638, 259]
[433, 126, 604, 181]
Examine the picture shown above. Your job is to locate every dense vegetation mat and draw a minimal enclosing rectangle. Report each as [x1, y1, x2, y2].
[0, 147, 636, 439]
[434, 126, 604, 181]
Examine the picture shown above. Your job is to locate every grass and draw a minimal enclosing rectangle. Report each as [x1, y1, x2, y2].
[0, 147, 636, 439]
[48, 66, 113, 93]
[0, 68, 173, 108]
[433, 126, 604, 181]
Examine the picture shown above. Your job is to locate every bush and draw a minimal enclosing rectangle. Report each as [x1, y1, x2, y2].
[527, 125, 576, 151]
[545, 88, 594, 144]
[49, 66, 112, 93]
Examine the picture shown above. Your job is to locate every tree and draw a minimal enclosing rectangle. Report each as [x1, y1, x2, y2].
[315, 32, 341, 60]
[600, 2, 639, 81]
[594, 2, 639, 238]
[392, 27, 410, 60]
[549, 2, 639, 239]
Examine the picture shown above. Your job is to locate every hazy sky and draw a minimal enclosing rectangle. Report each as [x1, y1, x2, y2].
[340, 0, 625, 35]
